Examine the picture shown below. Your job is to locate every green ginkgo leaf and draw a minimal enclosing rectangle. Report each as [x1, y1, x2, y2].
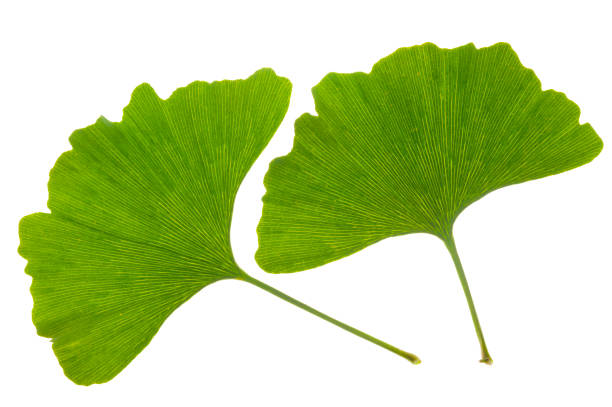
[256, 43, 603, 363]
[19, 69, 419, 386]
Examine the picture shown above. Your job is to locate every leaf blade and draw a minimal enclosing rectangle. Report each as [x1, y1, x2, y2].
[19, 68, 292, 384]
[256, 43, 602, 273]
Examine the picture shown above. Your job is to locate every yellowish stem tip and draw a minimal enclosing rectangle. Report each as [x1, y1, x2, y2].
[480, 356, 493, 365]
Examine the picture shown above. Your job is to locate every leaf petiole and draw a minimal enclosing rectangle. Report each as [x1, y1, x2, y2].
[443, 233, 493, 364]
[241, 273, 421, 364]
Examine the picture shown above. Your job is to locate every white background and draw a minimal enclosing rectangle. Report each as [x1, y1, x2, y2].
[1, 0, 611, 405]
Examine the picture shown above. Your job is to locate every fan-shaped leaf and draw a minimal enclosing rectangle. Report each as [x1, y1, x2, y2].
[19, 69, 292, 384]
[256, 43, 602, 362]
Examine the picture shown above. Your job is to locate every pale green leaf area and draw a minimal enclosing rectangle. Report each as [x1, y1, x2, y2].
[256, 43, 603, 363]
[19, 69, 419, 386]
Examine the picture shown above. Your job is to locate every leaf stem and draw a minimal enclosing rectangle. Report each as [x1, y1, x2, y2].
[443, 233, 493, 364]
[241, 273, 421, 364]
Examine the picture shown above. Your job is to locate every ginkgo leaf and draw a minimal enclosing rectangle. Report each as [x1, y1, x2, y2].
[256, 43, 603, 364]
[19, 69, 419, 386]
